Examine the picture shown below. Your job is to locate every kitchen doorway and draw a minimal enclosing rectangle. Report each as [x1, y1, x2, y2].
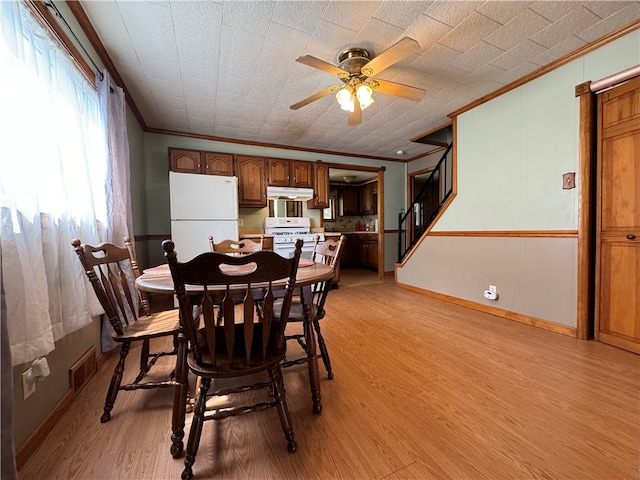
[327, 164, 384, 282]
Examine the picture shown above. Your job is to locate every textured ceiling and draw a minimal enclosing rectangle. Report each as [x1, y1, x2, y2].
[79, 1, 640, 160]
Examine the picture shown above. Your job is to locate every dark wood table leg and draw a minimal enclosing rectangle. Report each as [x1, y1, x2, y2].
[301, 286, 322, 414]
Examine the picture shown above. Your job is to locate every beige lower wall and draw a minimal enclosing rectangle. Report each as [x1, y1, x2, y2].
[396, 235, 578, 328]
[12, 317, 101, 450]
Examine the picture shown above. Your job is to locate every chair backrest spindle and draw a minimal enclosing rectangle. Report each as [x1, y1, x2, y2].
[164, 239, 302, 371]
[310, 235, 345, 315]
[71, 236, 145, 336]
[209, 235, 264, 255]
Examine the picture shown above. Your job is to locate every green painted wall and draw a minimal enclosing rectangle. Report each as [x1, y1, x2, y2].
[397, 30, 640, 328]
[140, 131, 406, 270]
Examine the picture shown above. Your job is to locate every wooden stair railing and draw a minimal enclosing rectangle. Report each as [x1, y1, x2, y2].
[398, 142, 453, 262]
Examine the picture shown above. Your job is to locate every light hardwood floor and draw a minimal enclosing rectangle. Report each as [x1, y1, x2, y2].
[338, 267, 382, 288]
[19, 282, 639, 479]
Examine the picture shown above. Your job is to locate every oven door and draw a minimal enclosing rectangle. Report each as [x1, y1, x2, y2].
[273, 241, 314, 259]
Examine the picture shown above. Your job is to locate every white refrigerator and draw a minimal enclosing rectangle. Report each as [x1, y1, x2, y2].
[170, 171, 239, 261]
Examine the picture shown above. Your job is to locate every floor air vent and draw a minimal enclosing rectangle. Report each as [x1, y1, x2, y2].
[69, 346, 97, 395]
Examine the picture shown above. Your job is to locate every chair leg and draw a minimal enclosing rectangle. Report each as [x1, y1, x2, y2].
[269, 366, 297, 453]
[182, 377, 211, 480]
[313, 320, 334, 379]
[140, 338, 150, 372]
[171, 334, 188, 458]
[101, 341, 130, 423]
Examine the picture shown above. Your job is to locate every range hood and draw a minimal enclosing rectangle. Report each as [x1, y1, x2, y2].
[266, 186, 314, 201]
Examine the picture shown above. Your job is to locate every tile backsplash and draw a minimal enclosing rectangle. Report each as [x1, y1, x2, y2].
[325, 215, 377, 232]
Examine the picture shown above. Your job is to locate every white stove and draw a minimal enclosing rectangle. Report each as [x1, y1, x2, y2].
[264, 217, 324, 258]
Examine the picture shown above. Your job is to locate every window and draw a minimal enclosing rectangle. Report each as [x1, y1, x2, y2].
[323, 192, 337, 220]
[0, 1, 110, 365]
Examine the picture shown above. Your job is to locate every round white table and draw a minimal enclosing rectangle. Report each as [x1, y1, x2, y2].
[136, 260, 334, 415]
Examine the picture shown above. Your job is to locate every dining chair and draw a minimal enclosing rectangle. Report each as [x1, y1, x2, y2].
[71, 237, 187, 445]
[163, 238, 303, 480]
[278, 234, 345, 380]
[208, 235, 263, 255]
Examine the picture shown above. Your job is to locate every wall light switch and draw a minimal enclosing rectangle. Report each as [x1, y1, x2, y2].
[563, 172, 576, 190]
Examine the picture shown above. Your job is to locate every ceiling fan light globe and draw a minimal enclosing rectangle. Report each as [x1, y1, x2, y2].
[340, 101, 355, 112]
[336, 88, 355, 112]
[336, 87, 351, 103]
[356, 84, 374, 109]
[356, 84, 373, 99]
[359, 95, 374, 110]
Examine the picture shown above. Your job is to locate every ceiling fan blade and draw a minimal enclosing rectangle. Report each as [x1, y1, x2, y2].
[348, 101, 362, 127]
[371, 79, 425, 102]
[361, 37, 420, 77]
[295, 55, 349, 78]
[290, 85, 341, 110]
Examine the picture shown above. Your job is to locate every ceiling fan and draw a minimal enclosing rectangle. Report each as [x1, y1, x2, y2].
[289, 37, 426, 126]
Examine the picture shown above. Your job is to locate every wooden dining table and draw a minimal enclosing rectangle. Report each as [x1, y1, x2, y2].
[136, 258, 334, 415]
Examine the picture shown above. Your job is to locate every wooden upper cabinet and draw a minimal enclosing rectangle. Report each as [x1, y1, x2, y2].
[360, 182, 377, 215]
[203, 152, 234, 176]
[170, 148, 233, 176]
[235, 155, 267, 207]
[267, 158, 290, 186]
[341, 186, 359, 216]
[308, 161, 329, 209]
[267, 158, 313, 188]
[169, 148, 201, 174]
[291, 160, 313, 188]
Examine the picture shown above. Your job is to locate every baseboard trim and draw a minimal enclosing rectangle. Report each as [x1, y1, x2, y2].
[15, 389, 74, 470]
[16, 348, 116, 470]
[396, 282, 577, 337]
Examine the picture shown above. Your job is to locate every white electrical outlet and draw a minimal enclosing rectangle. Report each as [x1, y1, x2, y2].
[22, 368, 36, 399]
[238, 219, 243, 227]
[484, 285, 499, 301]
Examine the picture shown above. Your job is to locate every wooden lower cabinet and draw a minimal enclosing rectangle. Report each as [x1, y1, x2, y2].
[340, 233, 377, 269]
[361, 236, 378, 269]
[262, 237, 273, 251]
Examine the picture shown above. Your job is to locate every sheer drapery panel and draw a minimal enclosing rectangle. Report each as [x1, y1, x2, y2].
[0, 1, 110, 365]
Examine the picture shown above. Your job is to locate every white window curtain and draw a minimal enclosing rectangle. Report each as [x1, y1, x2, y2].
[0, 1, 131, 365]
[97, 70, 135, 351]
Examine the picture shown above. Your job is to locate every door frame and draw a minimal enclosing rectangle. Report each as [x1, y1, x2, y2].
[575, 70, 640, 340]
[327, 163, 385, 280]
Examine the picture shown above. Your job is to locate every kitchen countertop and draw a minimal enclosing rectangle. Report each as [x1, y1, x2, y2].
[239, 232, 273, 238]
[238, 231, 378, 239]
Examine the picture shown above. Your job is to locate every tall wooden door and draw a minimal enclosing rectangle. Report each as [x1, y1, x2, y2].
[596, 75, 640, 354]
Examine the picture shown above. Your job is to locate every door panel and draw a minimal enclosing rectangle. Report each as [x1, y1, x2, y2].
[596, 76, 640, 354]
[598, 243, 640, 336]
[601, 132, 639, 230]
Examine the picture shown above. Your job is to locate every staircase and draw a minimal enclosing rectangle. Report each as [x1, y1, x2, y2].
[398, 143, 453, 262]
